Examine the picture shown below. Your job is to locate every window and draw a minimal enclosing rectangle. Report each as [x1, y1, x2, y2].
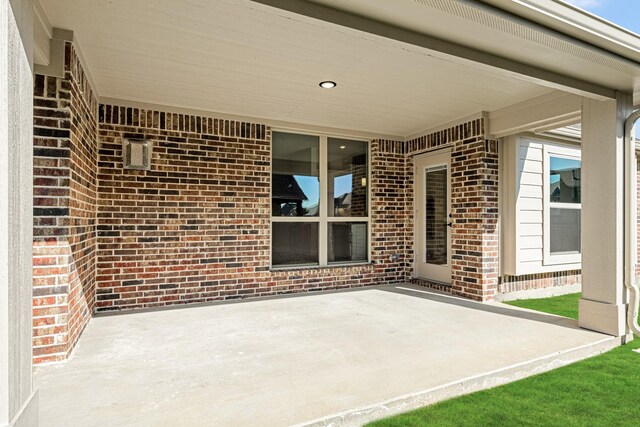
[271, 131, 369, 268]
[544, 146, 581, 265]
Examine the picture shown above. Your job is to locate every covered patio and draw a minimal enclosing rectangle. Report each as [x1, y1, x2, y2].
[2, 1, 640, 426]
[34, 285, 615, 427]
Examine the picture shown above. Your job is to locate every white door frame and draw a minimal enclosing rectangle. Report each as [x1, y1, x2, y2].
[414, 149, 452, 283]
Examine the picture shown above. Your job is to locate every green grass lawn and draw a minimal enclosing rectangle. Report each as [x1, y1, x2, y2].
[368, 293, 640, 427]
[505, 292, 581, 320]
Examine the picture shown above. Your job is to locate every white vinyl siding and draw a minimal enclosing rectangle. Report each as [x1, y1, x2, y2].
[502, 135, 581, 275]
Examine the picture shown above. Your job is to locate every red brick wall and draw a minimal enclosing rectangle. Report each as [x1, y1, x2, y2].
[406, 119, 499, 301]
[94, 107, 407, 311]
[499, 270, 581, 294]
[67, 45, 98, 350]
[33, 72, 70, 364]
[32, 46, 591, 362]
[32, 43, 97, 364]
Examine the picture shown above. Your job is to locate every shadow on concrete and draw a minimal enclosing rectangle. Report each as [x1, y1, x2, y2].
[94, 281, 591, 335]
[380, 284, 586, 332]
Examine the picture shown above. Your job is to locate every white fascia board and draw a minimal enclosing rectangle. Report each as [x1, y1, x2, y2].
[482, 0, 640, 62]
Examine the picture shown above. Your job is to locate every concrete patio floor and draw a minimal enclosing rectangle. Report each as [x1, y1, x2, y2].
[34, 285, 618, 427]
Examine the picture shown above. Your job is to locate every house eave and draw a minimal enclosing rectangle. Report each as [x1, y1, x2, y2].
[480, 0, 640, 63]
[299, 0, 640, 106]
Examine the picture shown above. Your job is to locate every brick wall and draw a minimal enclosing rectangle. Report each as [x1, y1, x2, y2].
[350, 153, 367, 217]
[67, 45, 98, 350]
[94, 107, 407, 311]
[498, 270, 581, 294]
[32, 43, 97, 364]
[406, 119, 499, 301]
[32, 48, 589, 361]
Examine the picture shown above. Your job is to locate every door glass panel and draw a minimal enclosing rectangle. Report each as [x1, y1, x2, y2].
[425, 166, 448, 265]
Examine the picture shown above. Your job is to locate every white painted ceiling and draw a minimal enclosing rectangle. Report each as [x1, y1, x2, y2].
[39, 0, 561, 137]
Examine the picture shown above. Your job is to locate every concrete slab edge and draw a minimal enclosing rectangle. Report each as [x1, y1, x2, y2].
[495, 283, 581, 302]
[294, 336, 619, 427]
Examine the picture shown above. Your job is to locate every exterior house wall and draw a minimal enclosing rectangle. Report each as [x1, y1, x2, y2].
[499, 135, 582, 295]
[32, 42, 97, 364]
[499, 270, 581, 294]
[406, 118, 500, 301]
[30, 51, 601, 361]
[94, 108, 408, 311]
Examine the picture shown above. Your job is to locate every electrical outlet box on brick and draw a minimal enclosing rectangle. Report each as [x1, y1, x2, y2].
[123, 138, 152, 170]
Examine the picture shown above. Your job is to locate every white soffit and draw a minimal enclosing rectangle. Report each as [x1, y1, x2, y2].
[483, 0, 640, 60]
[308, 0, 640, 105]
[37, 0, 562, 137]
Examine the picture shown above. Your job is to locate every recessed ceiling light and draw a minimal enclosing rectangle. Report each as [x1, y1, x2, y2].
[339, 145, 346, 149]
[319, 81, 337, 89]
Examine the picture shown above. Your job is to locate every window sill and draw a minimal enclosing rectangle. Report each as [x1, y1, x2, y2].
[269, 262, 373, 273]
[543, 254, 581, 266]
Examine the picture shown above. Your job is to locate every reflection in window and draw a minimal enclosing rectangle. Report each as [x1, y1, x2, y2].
[327, 138, 368, 217]
[271, 132, 319, 217]
[550, 157, 581, 203]
[272, 175, 319, 216]
[549, 155, 581, 256]
[550, 208, 581, 254]
[272, 222, 319, 266]
[328, 222, 368, 263]
[425, 167, 448, 265]
[270, 132, 369, 268]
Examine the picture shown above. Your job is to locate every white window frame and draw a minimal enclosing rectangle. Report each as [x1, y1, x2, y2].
[543, 144, 581, 265]
[270, 131, 371, 269]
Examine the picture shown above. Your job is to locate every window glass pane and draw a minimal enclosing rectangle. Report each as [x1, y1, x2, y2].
[272, 222, 319, 266]
[550, 208, 581, 254]
[328, 222, 368, 263]
[425, 166, 448, 265]
[272, 132, 320, 216]
[550, 157, 581, 203]
[327, 138, 368, 217]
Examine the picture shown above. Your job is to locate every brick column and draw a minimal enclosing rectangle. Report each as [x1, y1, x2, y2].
[450, 137, 499, 301]
[32, 42, 97, 363]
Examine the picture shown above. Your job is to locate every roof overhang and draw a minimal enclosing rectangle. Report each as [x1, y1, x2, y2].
[33, 0, 640, 138]
[299, 0, 640, 103]
[482, 0, 640, 61]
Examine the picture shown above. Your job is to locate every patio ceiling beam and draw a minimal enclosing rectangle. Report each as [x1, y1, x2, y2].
[488, 92, 582, 138]
[32, 0, 51, 65]
[250, 0, 618, 101]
